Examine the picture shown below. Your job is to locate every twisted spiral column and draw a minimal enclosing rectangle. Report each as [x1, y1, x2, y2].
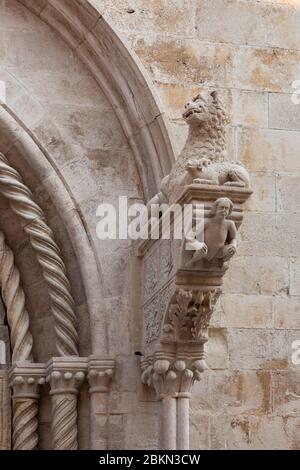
[13, 396, 38, 450]
[51, 392, 78, 450]
[0, 231, 32, 363]
[47, 359, 85, 450]
[10, 367, 46, 450]
[0, 152, 78, 356]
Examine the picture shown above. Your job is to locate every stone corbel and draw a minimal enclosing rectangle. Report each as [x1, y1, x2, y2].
[9, 363, 46, 450]
[87, 356, 115, 450]
[137, 91, 253, 450]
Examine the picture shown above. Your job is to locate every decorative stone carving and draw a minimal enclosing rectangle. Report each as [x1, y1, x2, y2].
[162, 288, 221, 344]
[185, 197, 237, 268]
[9, 364, 46, 450]
[141, 358, 205, 400]
[47, 358, 86, 450]
[186, 157, 250, 188]
[87, 357, 114, 394]
[0, 153, 78, 357]
[148, 90, 247, 206]
[0, 231, 33, 363]
[137, 92, 253, 450]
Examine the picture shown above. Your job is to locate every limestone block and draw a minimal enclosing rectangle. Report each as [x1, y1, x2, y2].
[96, 0, 196, 37]
[103, 298, 132, 355]
[250, 415, 290, 449]
[190, 372, 211, 411]
[239, 212, 300, 257]
[276, 175, 300, 213]
[109, 391, 136, 415]
[228, 329, 287, 370]
[1, 0, 45, 30]
[4, 30, 84, 72]
[230, 90, 268, 128]
[113, 356, 140, 393]
[244, 173, 275, 212]
[206, 328, 229, 370]
[189, 413, 210, 450]
[269, 93, 300, 131]
[210, 414, 251, 450]
[238, 127, 300, 172]
[274, 296, 300, 329]
[17, 71, 102, 107]
[290, 257, 300, 296]
[133, 37, 234, 88]
[107, 414, 126, 450]
[209, 370, 272, 415]
[223, 256, 289, 295]
[125, 412, 158, 450]
[0, 32, 5, 64]
[220, 294, 273, 328]
[233, 46, 300, 93]
[196, 0, 300, 50]
[272, 370, 300, 416]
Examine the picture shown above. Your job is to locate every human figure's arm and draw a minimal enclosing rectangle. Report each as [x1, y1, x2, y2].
[227, 220, 237, 248]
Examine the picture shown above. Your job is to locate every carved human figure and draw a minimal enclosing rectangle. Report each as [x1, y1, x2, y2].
[186, 197, 237, 266]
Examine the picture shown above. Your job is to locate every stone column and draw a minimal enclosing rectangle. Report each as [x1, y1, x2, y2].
[87, 356, 114, 450]
[176, 392, 190, 450]
[47, 357, 86, 450]
[9, 364, 46, 450]
[151, 359, 178, 450]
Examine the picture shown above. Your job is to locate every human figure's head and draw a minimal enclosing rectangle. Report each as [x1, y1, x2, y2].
[210, 197, 233, 218]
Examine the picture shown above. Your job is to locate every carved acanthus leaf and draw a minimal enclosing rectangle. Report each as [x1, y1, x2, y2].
[162, 288, 221, 342]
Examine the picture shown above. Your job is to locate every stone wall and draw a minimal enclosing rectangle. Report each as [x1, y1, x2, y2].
[96, 0, 300, 449]
[0, 0, 143, 449]
[0, 0, 299, 450]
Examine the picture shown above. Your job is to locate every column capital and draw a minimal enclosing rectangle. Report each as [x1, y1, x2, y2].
[46, 357, 87, 395]
[141, 354, 206, 399]
[87, 355, 115, 393]
[9, 363, 46, 399]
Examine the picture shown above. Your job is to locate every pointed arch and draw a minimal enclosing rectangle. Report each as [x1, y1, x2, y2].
[17, 0, 176, 200]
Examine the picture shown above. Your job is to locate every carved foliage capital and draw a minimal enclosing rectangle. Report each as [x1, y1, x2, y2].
[141, 356, 207, 399]
[162, 288, 221, 343]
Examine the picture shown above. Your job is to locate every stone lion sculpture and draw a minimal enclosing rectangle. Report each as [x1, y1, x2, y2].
[148, 90, 250, 207]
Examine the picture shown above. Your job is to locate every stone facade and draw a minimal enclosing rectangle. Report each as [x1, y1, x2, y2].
[0, 0, 299, 450]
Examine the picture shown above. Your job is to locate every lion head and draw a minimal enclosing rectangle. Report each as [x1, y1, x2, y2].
[182, 90, 227, 130]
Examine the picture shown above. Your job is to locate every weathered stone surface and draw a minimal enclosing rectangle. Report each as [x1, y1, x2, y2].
[274, 295, 300, 329]
[0, 0, 298, 452]
[269, 92, 300, 131]
[272, 370, 300, 416]
[223, 256, 289, 295]
[276, 176, 300, 213]
[195, 0, 300, 50]
[206, 328, 229, 370]
[228, 329, 288, 370]
[220, 294, 273, 328]
[238, 127, 300, 172]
